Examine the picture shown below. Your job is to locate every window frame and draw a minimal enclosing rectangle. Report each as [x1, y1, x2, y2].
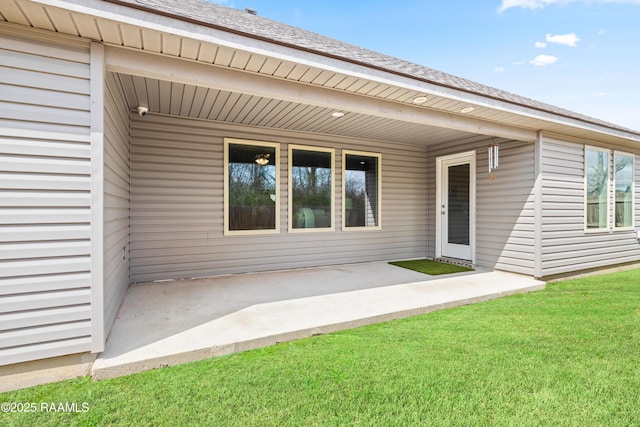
[224, 138, 280, 236]
[288, 144, 336, 233]
[584, 146, 611, 232]
[342, 150, 382, 231]
[613, 150, 635, 231]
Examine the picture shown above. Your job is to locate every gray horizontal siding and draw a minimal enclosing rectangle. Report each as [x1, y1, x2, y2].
[477, 143, 536, 274]
[129, 114, 428, 282]
[0, 27, 92, 366]
[103, 72, 131, 337]
[426, 138, 536, 275]
[539, 136, 640, 277]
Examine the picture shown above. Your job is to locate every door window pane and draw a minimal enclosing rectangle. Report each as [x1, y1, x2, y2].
[344, 152, 381, 229]
[447, 164, 470, 245]
[585, 148, 609, 229]
[290, 147, 334, 230]
[615, 153, 634, 228]
[225, 140, 279, 233]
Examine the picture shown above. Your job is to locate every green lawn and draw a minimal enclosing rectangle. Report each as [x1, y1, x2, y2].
[2, 269, 639, 426]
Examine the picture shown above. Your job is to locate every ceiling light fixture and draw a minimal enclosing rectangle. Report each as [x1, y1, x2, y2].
[412, 96, 428, 104]
[331, 111, 345, 118]
[255, 153, 270, 166]
[460, 107, 475, 114]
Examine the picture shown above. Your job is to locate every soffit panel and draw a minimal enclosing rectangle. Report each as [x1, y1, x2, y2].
[0, 2, 31, 26]
[114, 72, 478, 146]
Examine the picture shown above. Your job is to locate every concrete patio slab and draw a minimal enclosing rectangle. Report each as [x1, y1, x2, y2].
[92, 262, 545, 380]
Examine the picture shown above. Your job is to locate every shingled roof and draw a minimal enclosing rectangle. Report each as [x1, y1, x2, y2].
[107, 0, 637, 135]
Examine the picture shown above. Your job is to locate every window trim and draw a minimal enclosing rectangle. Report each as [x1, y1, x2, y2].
[342, 150, 382, 231]
[224, 138, 280, 236]
[288, 144, 336, 233]
[584, 146, 610, 233]
[613, 150, 635, 231]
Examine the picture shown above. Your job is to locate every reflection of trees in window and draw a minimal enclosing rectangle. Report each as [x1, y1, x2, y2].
[344, 152, 380, 228]
[587, 150, 607, 199]
[615, 153, 633, 228]
[291, 148, 332, 229]
[585, 148, 635, 230]
[586, 149, 608, 229]
[227, 143, 277, 231]
[345, 170, 366, 226]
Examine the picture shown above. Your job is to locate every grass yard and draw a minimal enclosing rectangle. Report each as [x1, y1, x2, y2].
[1, 269, 639, 426]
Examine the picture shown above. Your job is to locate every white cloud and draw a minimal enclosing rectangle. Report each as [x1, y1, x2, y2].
[498, 0, 546, 11]
[535, 41, 548, 48]
[597, 29, 607, 35]
[494, 66, 506, 73]
[530, 54, 559, 66]
[513, 60, 527, 65]
[546, 33, 580, 46]
[498, 0, 640, 13]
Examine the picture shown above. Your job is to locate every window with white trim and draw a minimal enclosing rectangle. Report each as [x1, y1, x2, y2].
[288, 145, 335, 232]
[584, 146, 635, 231]
[342, 150, 381, 230]
[224, 139, 280, 235]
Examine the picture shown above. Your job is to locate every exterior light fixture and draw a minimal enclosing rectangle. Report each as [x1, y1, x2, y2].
[331, 111, 345, 118]
[412, 96, 428, 104]
[255, 153, 270, 165]
[460, 106, 474, 114]
[488, 142, 499, 180]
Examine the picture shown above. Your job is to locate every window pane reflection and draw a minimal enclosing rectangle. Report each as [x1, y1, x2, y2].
[291, 148, 333, 229]
[227, 143, 277, 231]
[344, 153, 380, 228]
[585, 148, 609, 229]
[615, 153, 633, 228]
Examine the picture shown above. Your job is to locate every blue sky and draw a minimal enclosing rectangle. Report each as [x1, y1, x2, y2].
[212, 0, 640, 131]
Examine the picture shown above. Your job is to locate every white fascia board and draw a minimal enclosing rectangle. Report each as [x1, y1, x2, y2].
[32, 0, 640, 142]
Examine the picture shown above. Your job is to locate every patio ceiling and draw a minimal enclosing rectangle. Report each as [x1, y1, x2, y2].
[3, 0, 640, 147]
[114, 73, 482, 146]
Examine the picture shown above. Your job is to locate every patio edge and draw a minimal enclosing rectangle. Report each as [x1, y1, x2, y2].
[92, 280, 545, 381]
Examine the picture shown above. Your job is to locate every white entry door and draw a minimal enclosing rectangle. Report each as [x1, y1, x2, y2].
[436, 152, 475, 261]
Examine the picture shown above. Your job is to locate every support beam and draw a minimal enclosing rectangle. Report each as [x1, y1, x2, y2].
[533, 130, 544, 279]
[90, 42, 105, 353]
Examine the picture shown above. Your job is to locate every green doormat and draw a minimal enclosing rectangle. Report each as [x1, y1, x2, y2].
[389, 259, 473, 275]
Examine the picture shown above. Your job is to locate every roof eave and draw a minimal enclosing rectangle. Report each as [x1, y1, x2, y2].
[29, 0, 640, 144]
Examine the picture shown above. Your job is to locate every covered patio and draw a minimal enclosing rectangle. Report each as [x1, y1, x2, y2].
[94, 7, 547, 367]
[92, 262, 545, 379]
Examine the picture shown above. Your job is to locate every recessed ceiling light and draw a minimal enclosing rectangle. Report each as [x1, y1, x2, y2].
[460, 107, 475, 114]
[331, 111, 345, 118]
[412, 96, 428, 104]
